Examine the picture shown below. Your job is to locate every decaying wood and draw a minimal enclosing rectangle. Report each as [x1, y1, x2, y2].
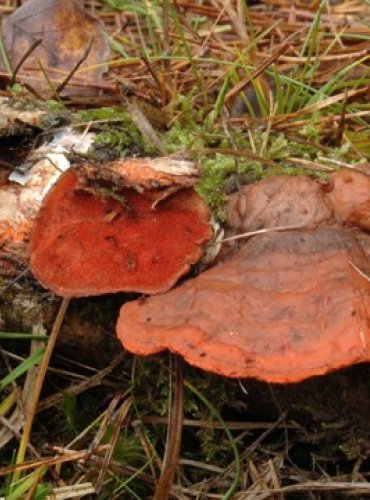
[0, 286, 122, 365]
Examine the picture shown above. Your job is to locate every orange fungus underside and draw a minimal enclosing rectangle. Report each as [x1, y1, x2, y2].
[29, 169, 212, 297]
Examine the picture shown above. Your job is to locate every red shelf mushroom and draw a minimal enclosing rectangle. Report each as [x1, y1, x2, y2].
[117, 170, 370, 383]
[29, 167, 212, 297]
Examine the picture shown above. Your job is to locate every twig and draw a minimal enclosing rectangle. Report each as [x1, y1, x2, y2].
[13, 298, 70, 479]
[196, 147, 281, 168]
[287, 156, 335, 172]
[220, 224, 306, 244]
[335, 87, 348, 146]
[141, 416, 293, 430]
[239, 480, 370, 497]
[37, 352, 126, 413]
[0, 416, 39, 458]
[11, 38, 42, 86]
[225, 30, 302, 104]
[56, 37, 94, 94]
[125, 98, 167, 154]
[95, 396, 133, 494]
[350, 262, 370, 283]
[0, 446, 109, 477]
[154, 354, 184, 500]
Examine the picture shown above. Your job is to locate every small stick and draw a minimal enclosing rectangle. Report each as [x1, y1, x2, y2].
[11, 38, 42, 86]
[350, 262, 370, 283]
[335, 87, 348, 147]
[13, 298, 70, 480]
[95, 397, 133, 494]
[56, 37, 93, 94]
[220, 224, 306, 244]
[154, 354, 184, 500]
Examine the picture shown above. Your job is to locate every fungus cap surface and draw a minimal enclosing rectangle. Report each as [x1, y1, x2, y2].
[117, 225, 370, 383]
[326, 169, 370, 230]
[226, 175, 333, 233]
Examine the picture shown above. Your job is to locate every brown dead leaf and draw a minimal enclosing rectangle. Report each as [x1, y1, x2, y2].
[1, 0, 110, 98]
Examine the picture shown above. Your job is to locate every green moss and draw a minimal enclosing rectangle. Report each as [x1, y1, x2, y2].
[196, 155, 238, 215]
[162, 104, 337, 216]
[46, 99, 66, 112]
[74, 106, 157, 157]
[73, 101, 358, 218]
[76, 106, 130, 122]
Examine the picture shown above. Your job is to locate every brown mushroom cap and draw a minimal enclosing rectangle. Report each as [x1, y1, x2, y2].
[226, 175, 333, 234]
[117, 225, 370, 383]
[29, 169, 212, 297]
[326, 169, 370, 230]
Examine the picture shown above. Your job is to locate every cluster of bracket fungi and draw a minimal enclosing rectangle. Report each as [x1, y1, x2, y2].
[28, 160, 370, 384]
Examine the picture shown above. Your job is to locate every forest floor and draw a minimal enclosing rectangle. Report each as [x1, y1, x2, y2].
[2, 0, 370, 498]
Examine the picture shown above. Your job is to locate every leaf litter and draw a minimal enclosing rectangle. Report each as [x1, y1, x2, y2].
[0, 0, 110, 98]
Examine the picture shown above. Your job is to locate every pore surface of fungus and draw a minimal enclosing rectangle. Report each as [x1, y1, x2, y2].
[30, 169, 212, 297]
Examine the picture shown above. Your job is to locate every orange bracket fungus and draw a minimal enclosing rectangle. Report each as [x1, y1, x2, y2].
[117, 170, 370, 383]
[29, 159, 212, 297]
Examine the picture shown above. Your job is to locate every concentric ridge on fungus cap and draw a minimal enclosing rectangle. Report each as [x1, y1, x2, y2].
[117, 170, 370, 383]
